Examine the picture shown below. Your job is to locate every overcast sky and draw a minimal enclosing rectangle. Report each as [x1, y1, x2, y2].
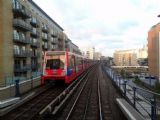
[33, 0, 160, 56]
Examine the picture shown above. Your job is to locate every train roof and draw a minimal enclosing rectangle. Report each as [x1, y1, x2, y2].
[45, 51, 91, 60]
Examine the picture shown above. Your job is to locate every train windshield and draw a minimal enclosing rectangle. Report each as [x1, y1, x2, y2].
[46, 54, 65, 69]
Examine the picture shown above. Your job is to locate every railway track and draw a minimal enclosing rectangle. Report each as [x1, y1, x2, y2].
[38, 64, 96, 120]
[63, 64, 114, 120]
[65, 65, 99, 120]
[1, 84, 66, 120]
[1, 65, 94, 120]
[2, 63, 126, 120]
[41, 63, 126, 120]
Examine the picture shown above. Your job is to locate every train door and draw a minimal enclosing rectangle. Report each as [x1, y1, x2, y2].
[67, 54, 76, 78]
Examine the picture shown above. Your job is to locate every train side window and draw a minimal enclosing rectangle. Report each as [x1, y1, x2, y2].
[71, 55, 75, 68]
[59, 56, 65, 69]
[68, 55, 72, 68]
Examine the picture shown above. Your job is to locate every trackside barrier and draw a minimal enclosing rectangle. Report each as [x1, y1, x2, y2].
[0, 76, 41, 100]
[103, 66, 160, 120]
[116, 98, 145, 120]
[4, 72, 41, 87]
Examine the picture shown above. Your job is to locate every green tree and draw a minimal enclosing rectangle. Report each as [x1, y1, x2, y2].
[120, 69, 126, 78]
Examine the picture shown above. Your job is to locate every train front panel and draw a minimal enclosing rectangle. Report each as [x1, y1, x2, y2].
[42, 51, 66, 84]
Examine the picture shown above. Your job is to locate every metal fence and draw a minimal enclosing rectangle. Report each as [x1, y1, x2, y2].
[4, 72, 42, 87]
[104, 66, 160, 120]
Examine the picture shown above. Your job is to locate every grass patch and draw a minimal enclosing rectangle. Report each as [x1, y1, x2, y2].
[133, 76, 160, 94]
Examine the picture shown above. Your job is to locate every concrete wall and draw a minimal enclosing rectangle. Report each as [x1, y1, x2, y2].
[0, 77, 41, 100]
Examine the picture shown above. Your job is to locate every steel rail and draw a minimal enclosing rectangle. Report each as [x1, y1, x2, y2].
[13, 88, 63, 120]
[97, 72, 103, 120]
[65, 66, 97, 120]
[65, 73, 90, 120]
[82, 73, 94, 120]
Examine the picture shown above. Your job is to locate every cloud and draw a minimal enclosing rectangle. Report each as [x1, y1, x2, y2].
[33, 0, 160, 56]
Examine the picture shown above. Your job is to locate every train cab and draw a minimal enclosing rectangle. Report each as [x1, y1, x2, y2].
[41, 51, 66, 84]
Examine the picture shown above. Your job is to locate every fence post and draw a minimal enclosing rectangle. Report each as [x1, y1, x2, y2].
[149, 75, 151, 86]
[123, 80, 127, 97]
[119, 77, 121, 87]
[15, 79, 20, 97]
[133, 87, 136, 108]
[151, 96, 157, 120]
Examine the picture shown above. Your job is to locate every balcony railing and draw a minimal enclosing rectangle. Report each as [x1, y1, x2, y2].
[58, 37, 63, 41]
[30, 41, 40, 48]
[65, 39, 69, 43]
[42, 44, 49, 50]
[31, 30, 40, 38]
[13, 34, 30, 44]
[51, 39, 57, 44]
[42, 35, 49, 41]
[31, 63, 39, 70]
[42, 26, 49, 33]
[51, 31, 57, 37]
[13, 6, 31, 19]
[51, 45, 57, 51]
[14, 50, 31, 57]
[31, 52, 40, 58]
[12, 0, 31, 18]
[13, 19, 32, 31]
[14, 65, 31, 72]
[30, 19, 40, 28]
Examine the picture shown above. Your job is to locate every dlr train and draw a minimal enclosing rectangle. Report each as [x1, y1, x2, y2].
[41, 50, 93, 84]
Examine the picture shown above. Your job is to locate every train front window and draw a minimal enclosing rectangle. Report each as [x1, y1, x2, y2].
[46, 55, 65, 69]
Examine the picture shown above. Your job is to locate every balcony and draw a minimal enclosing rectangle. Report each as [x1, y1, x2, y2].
[30, 41, 40, 48]
[31, 52, 40, 58]
[14, 65, 31, 73]
[58, 33, 64, 40]
[42, 26, 49, 33]
[51, 31, 57, 37]
[12, 4, 31, 19]
[42, 44, 49, 50]
[65, 39, 69, 43]
[58, 41, 64, 49]
[13, 34, 30, 44]
[30, 19, 40, 28]
[31, 63, 39, 70]
[51, 39, 57, 44]
[65, 43, 69, 49]
[13, 19, 32, 31]
[42, 35, 49, 41]
[31, 30, 40, 38]
[51, 45, 57, 51]
[14, 50, 31, 58]
[58, 37, 63, 41]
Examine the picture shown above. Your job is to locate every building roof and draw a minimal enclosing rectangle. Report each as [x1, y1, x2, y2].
[28, 0, 64, 31]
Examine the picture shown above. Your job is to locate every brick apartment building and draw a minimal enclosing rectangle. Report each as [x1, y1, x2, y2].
[113, 50, 138, 66]
[0, 0, 71, 86]
[148, 23, 160, 81]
